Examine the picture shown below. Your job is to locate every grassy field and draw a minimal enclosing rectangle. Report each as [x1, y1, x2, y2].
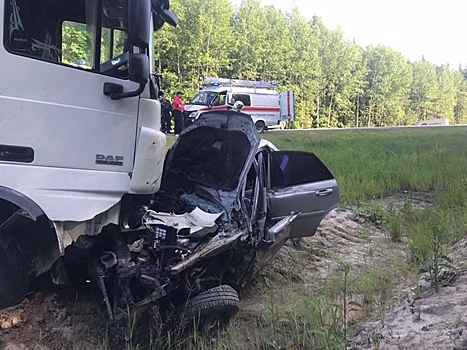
[146, 127, 467, 349]
[263, 127, 467, 204]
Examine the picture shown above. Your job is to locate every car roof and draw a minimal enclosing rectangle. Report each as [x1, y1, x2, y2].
[258, 139, 279, 151]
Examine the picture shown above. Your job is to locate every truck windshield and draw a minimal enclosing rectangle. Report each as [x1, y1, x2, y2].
[3, 0, 130, 78]
[191, 91, 227, 106]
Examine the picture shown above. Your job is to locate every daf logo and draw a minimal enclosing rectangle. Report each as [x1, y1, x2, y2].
[96, 154, 124, 166]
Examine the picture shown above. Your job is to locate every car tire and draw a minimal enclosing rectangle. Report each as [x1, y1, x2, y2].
[0, 228, 33, 308]
[255, 121, 266, 133]
[177, 285, 240, 333]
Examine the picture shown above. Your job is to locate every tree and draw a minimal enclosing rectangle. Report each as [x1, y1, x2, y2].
[286, 9, 322, 128]
[454, 70, 467, 124]
[260, 6, 292, 83]
[410, 60, 439, 122]
[229, 0, 269, 80]
[149, 0, 467, 127]
[316, 26, 367, 127]
[363, 45, 413, 126]
[435, 65, 459, 123]
[155, 0, 234, 97]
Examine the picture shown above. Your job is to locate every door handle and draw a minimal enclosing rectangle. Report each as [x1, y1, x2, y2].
[315, 189, 333, 197]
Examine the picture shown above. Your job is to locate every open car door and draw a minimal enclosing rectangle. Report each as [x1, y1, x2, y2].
[267, 151, 339, 238]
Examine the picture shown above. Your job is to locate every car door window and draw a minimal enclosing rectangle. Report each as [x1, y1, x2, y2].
[267, 150, 339, 239]
[212, 91, 227, 106]
[270, 151, 333, 189]
[232, 94, 251, 106]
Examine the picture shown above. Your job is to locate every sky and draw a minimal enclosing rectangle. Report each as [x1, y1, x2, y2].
[230, 0, 467, 68]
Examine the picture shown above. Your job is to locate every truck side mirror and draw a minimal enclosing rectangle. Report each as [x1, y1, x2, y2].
[129, 53, 149, 85]
[127, 0, 151, 48]
[152, 0, 179, 31]
[158, 8, 179, 27]
[103, 53, 149, 100]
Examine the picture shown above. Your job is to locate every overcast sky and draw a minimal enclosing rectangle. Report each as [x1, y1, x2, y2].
[230, 0, 467, 68]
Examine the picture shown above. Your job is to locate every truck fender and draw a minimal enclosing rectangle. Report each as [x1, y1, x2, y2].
[0, 186, 61, 276]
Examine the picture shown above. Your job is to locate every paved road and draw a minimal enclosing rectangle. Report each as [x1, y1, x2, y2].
[268, 124, 467, 132]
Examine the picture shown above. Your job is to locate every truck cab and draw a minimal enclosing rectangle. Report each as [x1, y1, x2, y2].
[0, 0, 178, 308]
[184, 78, 295, 133]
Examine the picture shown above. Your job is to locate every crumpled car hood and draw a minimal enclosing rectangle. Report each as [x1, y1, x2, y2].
[160, 111, 260, 214]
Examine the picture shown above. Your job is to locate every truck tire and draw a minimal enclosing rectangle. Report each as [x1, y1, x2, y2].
[255, 121, 266, 133]
[0, 233, 33, 308]
[177, 285, 240, 333]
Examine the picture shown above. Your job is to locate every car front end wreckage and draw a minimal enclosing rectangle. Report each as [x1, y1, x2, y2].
[65, 111, 338, 341]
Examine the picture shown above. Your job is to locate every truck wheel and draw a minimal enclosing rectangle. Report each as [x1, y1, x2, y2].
[0, 232, 33, 308]
[255, 121, 266, 133]
[177, 285, 240, 333]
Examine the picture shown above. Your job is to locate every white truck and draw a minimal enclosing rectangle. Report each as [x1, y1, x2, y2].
[416, 118, 450, 126]
[184, 77, 295, 132]
[0, 0, 178, 307]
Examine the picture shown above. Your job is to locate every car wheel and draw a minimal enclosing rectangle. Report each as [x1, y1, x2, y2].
[177, 285, 240, 333]
[255, 121, 266, 133]
[0, 224, 33, 308]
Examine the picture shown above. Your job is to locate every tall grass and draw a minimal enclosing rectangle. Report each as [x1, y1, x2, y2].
[263, 127, 467, 205]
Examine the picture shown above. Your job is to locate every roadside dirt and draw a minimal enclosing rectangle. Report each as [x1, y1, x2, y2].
[1, 191, 465, 350]
[353, 236, 467, 350]
[0, 283, 103, 350]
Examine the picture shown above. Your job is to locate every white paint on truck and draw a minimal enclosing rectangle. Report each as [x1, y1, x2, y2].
[416, 118, 450, 126]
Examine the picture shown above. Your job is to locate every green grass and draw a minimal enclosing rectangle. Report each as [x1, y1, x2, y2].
[262, 127, 467, 205]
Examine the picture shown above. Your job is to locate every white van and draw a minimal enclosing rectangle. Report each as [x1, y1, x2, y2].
[184, 78, 294, 132]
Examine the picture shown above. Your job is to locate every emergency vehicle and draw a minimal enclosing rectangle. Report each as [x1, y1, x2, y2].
[184, 77, 295, 132]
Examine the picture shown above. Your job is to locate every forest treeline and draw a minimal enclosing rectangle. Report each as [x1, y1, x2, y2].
[154, 0, 467, 128]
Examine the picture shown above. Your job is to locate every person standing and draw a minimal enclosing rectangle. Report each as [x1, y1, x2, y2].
[172, 91, 184, 135]
[160, 94, 172, 133]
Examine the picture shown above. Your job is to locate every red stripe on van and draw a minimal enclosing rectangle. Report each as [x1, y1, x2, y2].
[209, 106, 229, 111]
[187, 105, 279, 113]
[243, 106, 280, 112]
[287, 91, 291, 116]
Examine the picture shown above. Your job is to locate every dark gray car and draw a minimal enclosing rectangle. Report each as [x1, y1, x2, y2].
[86, 110, 339, 339]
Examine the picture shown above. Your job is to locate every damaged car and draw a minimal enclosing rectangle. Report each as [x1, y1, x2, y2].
[68, 110, 339, 339]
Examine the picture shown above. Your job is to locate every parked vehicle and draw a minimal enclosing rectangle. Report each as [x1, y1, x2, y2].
[184, 77, 295, 132]
[416, 118, 450, 126]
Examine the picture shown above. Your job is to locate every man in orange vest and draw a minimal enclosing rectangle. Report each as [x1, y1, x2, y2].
[172, 91, 184, 135]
